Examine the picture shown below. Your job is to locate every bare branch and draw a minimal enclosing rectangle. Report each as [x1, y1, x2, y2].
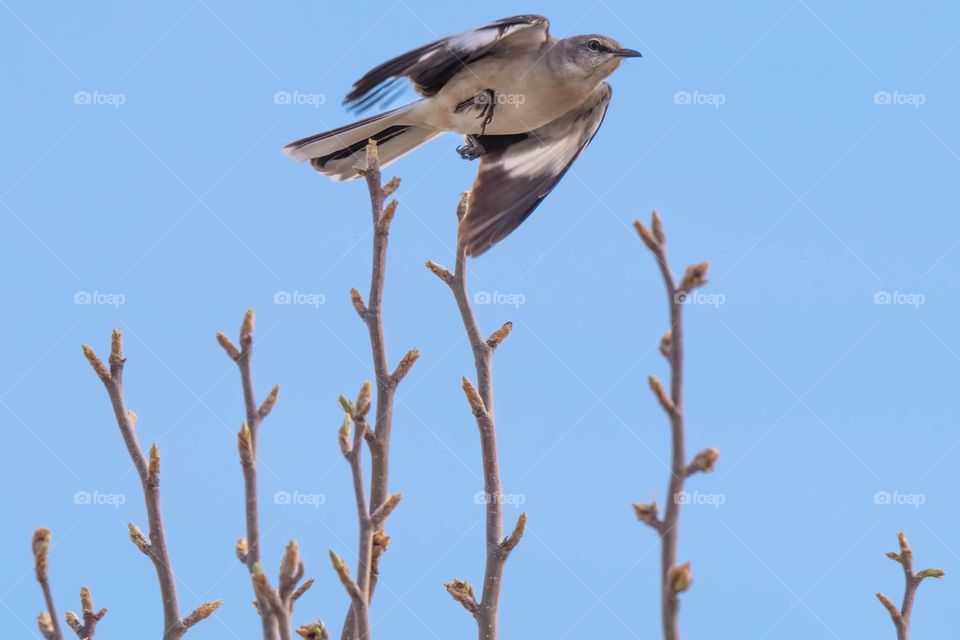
[427, 193, 523, 639]
[339, 140, 414, 640]
[632, 211, 717, 640]
[64, 586, 107, 639]
[220, 310, 314, 640]
[32, 528, 64, 640]
[83, 332, 211, 640]
[877, 531, 945, 639]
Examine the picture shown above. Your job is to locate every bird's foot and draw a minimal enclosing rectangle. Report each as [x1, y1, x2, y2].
[457, 135, 485, 160]
[455, 89, 497, 136]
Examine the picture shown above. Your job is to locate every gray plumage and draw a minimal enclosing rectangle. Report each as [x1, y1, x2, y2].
[284, 14, 639, 256]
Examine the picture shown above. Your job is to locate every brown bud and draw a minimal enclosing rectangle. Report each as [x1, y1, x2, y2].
[382, 175, 401, 197]
[659, 330, 673, 359]
[109, 328, 124, 369]
[365, 139, 379, 165]
[444, 578, 478, 613]
[918, 568, 946, 579]
[148, 443, 160, 482]
[373, 530, 392, 555]
[32, 528, 51, 582]
[238, 423, 254, 466]
[379, 199, 398, 229]
[128, 522, 151, 555]
[281, 540, 300, 581]
[686, 447, 720, 475]
[425, 260, 454, 284]
[292, 578, 315, 602]
[634, 220, 658, 251]
[648, 375, 675, 414]
[80, 586, 93, 613]
[236, 537, 249, 563]
[296, 622, 330, 640]
[356, 381, 373, 417]
[373, 493, 403, 524]
[240, 309, 256, 343]
[216, 332, 240, 360]
[349, 288, 367, 318]
[651, 210, 665, 244]
[668, 561, 693, 593]
[65, 611, 82, 633]
[338, 415, 352, 457]
[462, 377, 486, 417]
[81, 345, 111, 384]
[393, 349, 420, 382]
[486, 322, 513, 350]
[632, 500, 660, 528]
[259, 384, 279, 418]
[182, 601, 223, 629]
[37, 612, 55, 639]
[502, 512, 527, 553]
[678, 262, 710, 293]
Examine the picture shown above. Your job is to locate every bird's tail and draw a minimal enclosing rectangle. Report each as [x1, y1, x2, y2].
[283, 102, 441, 181]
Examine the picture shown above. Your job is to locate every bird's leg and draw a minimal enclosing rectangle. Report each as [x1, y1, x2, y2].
[455, 89, 497, 160]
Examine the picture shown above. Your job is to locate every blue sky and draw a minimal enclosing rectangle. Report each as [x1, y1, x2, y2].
[2, 1, 960, 638]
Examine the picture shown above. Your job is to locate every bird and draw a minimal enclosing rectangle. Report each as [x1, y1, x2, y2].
[283, 14, 640, 256]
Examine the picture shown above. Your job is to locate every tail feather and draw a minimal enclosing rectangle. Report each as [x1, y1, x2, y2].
[284, 103, 440, 181]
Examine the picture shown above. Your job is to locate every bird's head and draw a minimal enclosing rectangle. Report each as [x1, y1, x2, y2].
[558, 35, 641, 81]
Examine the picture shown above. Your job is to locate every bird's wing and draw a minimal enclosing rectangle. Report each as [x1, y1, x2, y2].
[459, 82, 613, 257]
[345, 15, 550, 112]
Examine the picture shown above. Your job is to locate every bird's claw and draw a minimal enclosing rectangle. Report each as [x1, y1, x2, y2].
[457, 135, 485, 160]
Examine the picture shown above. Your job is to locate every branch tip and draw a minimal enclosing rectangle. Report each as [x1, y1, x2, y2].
[182, 600, 223, 629]
[240, 309, 256, 343]
[486, 321, 513, 350]
[216, 331, 240, 361]
[444, 578, 478, 615]
[461, 377, 487, 417]
[259, 384, 279, 418]
[425, 259, 454, 284]
[349, 287, 367, 318]
[686, 447, 720, 476]
[127, 522, 151, 555]
[392, 349, 420, 383]
[648, 374, 676, 415]
[296, 621, 330, 640]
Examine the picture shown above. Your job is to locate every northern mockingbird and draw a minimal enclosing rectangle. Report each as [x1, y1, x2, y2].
[284, 14, 640, 255]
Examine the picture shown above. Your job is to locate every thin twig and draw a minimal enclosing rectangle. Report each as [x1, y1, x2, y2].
[33, 528, 64, 640]
[876, 532, 945, 640]
[218, 311, 313, 640]
[64, 587, 107, 639]
[341, 141, 416, 640]
[632, 211, 717, 640]
[83, 331, 220, 640]
[429, 192, 526, 640]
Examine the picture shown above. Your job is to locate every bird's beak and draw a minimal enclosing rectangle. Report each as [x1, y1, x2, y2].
[613, 48, 642, 58]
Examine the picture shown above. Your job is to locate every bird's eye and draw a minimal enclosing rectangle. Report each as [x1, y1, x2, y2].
[588, 39, 601, 51]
